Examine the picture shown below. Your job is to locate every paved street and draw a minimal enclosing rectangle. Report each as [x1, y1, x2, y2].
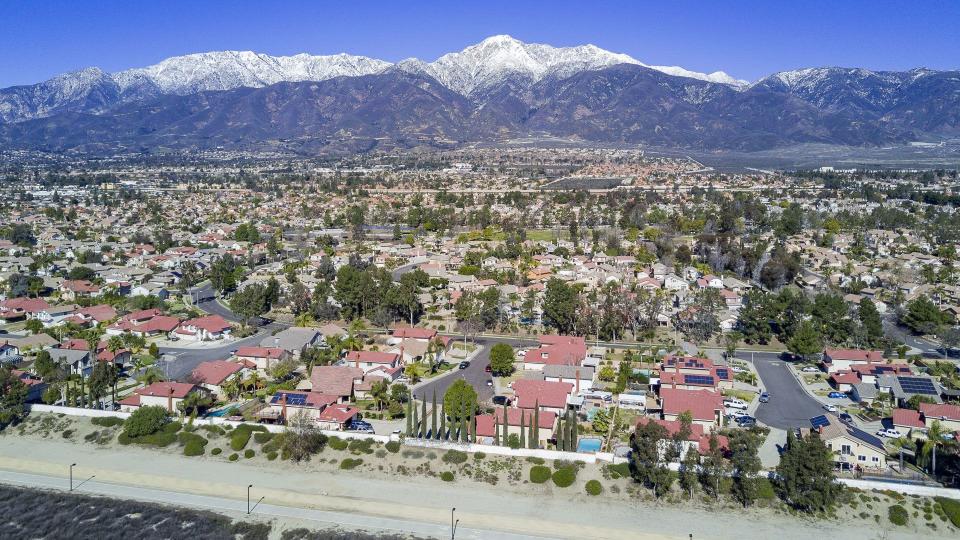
[736, 351, 825, 429]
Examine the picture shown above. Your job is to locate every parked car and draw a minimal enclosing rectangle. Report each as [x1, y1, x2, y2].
[823, 404, 838, 413]
[484, 364, 492, 373]
[458, 361, 470, 370]
[876, 428, 903, 438]
[723, 398, 749, 410]
[736, 416, 757, 427]
[492, 395, 512, 406]
[801, 366, 820, 373]
[727, 409, 750, 420]
[731, 366, 748, 373]
[839, 412, 853, 423]
[486, 379, 494, 387]
[758, 392, 770, 403]
[827, 391, 846, 399]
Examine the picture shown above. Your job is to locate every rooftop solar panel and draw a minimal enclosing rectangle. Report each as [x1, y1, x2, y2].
[684, 374, 715, 385]
[715, 368, 729, 379]
[897, 376, 937, 395]
[810, 415, 831, 429]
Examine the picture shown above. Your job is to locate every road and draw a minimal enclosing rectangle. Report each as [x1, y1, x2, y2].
[736, 351, 826, 429]
[414, 336, 539, 404]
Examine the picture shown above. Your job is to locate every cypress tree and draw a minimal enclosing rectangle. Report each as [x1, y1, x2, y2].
[412, 406, 419, 438]
[519, 411, 526, 449]
[502, 402, 509, 445]
[494, 417, 500, 446]
[431, 390, 438, 439]
[566, 409, 577, 451]
[557, 417, 565, 451]
[471, 412, 477, 444]
[530, 403, 540, 449]
[420, 397, 427, 438]
[439, 404, 447, 440]
[406, 399, 413, 436]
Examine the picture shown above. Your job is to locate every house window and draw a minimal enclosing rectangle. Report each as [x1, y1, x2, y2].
[841, 444, 852, 455]
[872, 456, 879, 462]
[858, 455, 866, 462]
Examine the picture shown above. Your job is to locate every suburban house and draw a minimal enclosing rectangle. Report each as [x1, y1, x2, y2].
[190, 360, 246, 399]
[49, 347, 93, 376]
[175, 315, 232, 341]
[0, 341, 23, 365]
[0, 297, 51, 322]
[302, 365, 364, 402]
[118, 381, 203, 413]
[658, 387, 724, 433]
[512, 379, 574, 414]
[817, 420, 887, 470]
[919, 402, 960, 432]
[523, 335, 587, 370]
[59, 279, 101, 300]
[822, 349, 885, 373]
[36, 305, 79, 327]
[541, 364, 595, 394]
[474, 407, 558, 447]
[635, 417, 729, 458]
[659, 355, 734, 391]
[11, 369, 47, 401]
[891, 408, 926, 438]
[106, 309, 180, 337]
[317, 403, 361, 431]
[233, 346, 289, 373]
[258, 390, 339, 423]
[261, 327, 323, 356]
[345, 350, 401, 373]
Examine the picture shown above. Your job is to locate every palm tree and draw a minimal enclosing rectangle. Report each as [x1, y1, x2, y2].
[919, 420, 949, 474]
[370, 379, 389, 411]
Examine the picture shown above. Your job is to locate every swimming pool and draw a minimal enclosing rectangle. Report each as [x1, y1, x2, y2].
[577, 437, 603, 453]
[206, 407, 238, 418]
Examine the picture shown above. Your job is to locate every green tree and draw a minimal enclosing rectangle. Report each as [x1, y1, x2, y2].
[775, 431, 840, 513]
[123, 405, 168, 437]
[177, 391, 213, 417]
[678, 446, 700, 498]
[543, 278, 578, 334]
[443, 379, 477, 421]
[33, 350, 56, 380]
[901, 295, 950, 335]
[630, 420, 674, 497]
[0, 366, 28, 429]
[729, 430, 762, 507]
[370, 379, 390, 411]
[488, 343, 516, 376]
[787, 320, 823, 362]
[858, 298, 884, 345]
[699, 433, 729, 497]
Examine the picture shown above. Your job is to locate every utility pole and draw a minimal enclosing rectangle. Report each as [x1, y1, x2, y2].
[247, 484, 253, 514]
[451, 507, 459, 540]
[69, 463, 76, 491]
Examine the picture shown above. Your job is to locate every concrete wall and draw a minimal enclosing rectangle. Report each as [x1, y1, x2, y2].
[403, 437, 622, 464]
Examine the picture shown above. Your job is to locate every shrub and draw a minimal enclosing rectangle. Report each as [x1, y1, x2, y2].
[228, 453, 239, 462]
[442, 450, 468, 465]
[328, 437, 348, 451]
[91, 417, 124, 428]
[211, 448, 222, 455]
[348, 438, 375, 455]
[340, 458, 363, 470]
[585, 480, 602, 496]
[123, 406, 168, 438]
[525, 457, 545, 465]
[552, 467, 576, 488]
[200, 424, 225, 436]
[267, 451, 278, 461]
[385, 441, 401, 453]
[935, 497, 960, 527]
[889, 504, 909, 526]
[179, 432, 208, 456]
[62, 430, 73, 439]
[440, 471, 455, 482]
[529, 466, 551, 484]
[606, 463, 630, 479]
[229, 424, 266, 451]
[254, 432, 274, 444]
[474, 452, 486, 460]
[244, 449, 255, 459]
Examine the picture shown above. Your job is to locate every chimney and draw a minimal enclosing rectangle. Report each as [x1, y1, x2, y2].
[399, 346, 404, 366]
[167, 386, 174, 413]
[354, 352, 360, 370]
[281, 393, 288, 423]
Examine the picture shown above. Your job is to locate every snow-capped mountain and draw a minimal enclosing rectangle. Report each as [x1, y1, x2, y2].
[0, 35, 745, 122]
[113, 50, 392, 95]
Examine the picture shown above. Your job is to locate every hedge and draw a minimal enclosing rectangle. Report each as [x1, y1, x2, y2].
[585, 480, 602, 496]
[253, 432, 274, 444]
[440, 471, 455, 482]
[442, 450, 468, 465]
[935, 497, 960, 527]
[529, 466, 552, 484]
[552, 467, 576, 488]
[385, 441, 401, 453]
[888, 504, 908, 526]
[91, 417, 124, 428]
[340, 458, 363, 470]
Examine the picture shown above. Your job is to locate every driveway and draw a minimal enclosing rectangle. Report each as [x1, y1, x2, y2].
[736, 351, 825, 429]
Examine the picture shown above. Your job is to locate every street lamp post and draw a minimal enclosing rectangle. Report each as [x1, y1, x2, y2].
[247, 484, 253, 514]
[451, 507, 459, 540]
[69, 463, 76, 491]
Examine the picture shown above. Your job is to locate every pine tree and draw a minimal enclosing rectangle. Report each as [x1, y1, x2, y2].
[431, 390, 438, 439]
[439, 404, 447, 440]
[405, 398, 413, 436]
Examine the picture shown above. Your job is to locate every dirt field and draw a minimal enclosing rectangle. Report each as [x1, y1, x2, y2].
[0, 412, 953, 540]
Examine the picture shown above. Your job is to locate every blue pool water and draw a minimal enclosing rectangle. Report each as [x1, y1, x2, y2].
[577, 437, 602, 453]
[206, 407, 238, 418]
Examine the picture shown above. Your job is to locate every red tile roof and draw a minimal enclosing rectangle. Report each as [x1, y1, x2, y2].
[892, 408, 925, 428]
[392, 327, 437, 340]
[191, 360, 243, 386]
[135, 381, 197, 399]
[512, 380, 573, 409]
[235, 346, 285, 359]
[310, 365, 363, 397]
[182, 315, 231, 333]
[0, 297, 50, 313]
[659, 388, 723, 422]
[824, 349, 884, 362]
[920, 402, 960, 422]
[526, 335, 587, 366]
[346, 350, 400, 364]
[829, 370, 861, 385]
[318, 404, 360, 424]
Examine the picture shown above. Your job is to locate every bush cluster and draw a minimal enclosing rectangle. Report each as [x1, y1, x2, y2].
[339, 458, 363, 470]
[179, 432, 208, 456]
[328, 437, 348, 451]
[935, 497, 960, 527]
[888, 504, 908, 526]
[585, 480, 602, 496]
[230, 424, 267, 451]
[442, 450, 468, 465]
[529, 466, 551, 484]
[123, 406, 168, 438]
[348, 438, 375, 455]
[91, 417, 124, 428]
[551, 467, 576, 488]
[253, 432, 274, 444]
[211, 448, 222, 456]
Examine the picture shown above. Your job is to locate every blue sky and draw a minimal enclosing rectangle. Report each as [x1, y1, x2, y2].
[1, 0, 957, 87]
